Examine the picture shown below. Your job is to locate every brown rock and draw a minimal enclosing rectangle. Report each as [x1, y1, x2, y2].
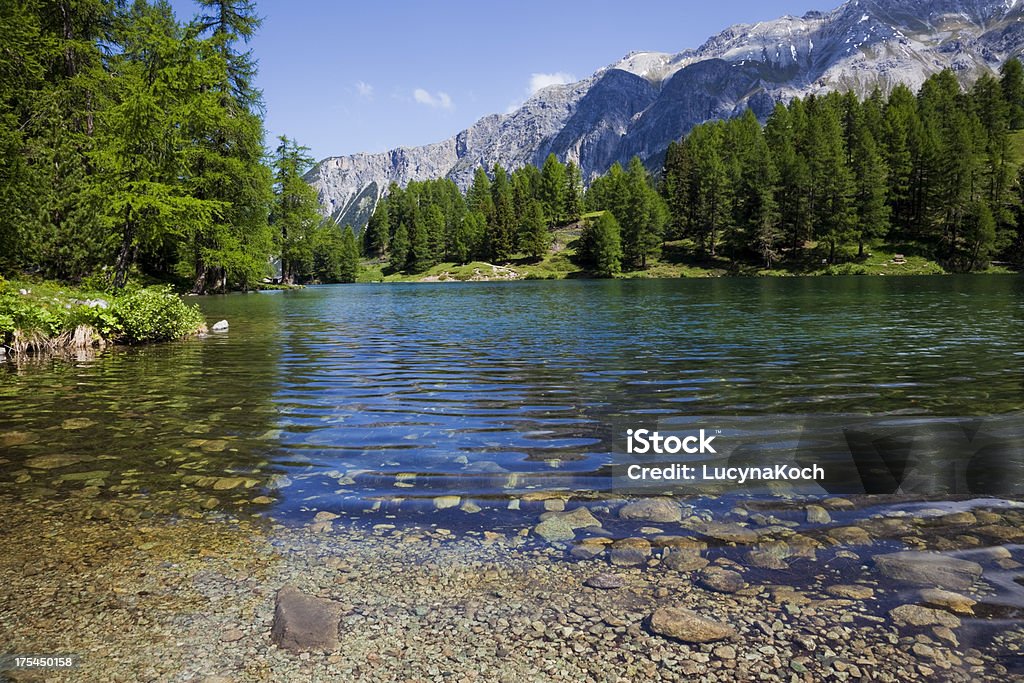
[609, 537, 651, 566]
[618, 497, 683, 523]
[271, 586, 343, 652]
[648, 606, 735, 643]
[873, 552, 982, 590]
[889, 604, 961, 629]
[699, 567, 745, 593]
[919, 588, 976, 615]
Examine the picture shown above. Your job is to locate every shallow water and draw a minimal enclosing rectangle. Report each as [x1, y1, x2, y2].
[1, 275, 1023, 523]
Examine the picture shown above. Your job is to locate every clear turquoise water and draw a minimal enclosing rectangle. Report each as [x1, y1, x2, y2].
[1, 275, 1022, 521]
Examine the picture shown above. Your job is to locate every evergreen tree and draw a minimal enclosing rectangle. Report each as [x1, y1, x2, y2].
[564, 161, 583, 224]
[408, 218, 431, 273]
[578, 212, 622, 277]
[363, 199, 390, 258]
[271, 135, 321, 284]
[184, 0, 273, 292]
[488, 164, 516, 261]
[881, 85, 917, 234]
[844, 93, 890, 256]
[1001, 58, 1024, 130]
[539, 153, 567, 225]
[806, 95, 854, 262]
[520, 200, 550, 261]
[390, 222, 410, 271]
[467, 166, 494, 220]
[338, 225, 360, 282]
[100, 1, 223, 289]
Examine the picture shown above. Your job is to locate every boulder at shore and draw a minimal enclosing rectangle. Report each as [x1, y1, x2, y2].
[271, 586, 343, 652]
[648, 606, 735, 643]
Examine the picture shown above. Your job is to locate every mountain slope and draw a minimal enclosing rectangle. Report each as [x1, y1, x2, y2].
[307, 0, 1024, 229]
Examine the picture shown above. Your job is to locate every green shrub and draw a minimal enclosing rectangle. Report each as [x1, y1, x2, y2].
[110, 287, 205, 343]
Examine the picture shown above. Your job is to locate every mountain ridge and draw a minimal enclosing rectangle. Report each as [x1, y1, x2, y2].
[308, 0, 1024, 229]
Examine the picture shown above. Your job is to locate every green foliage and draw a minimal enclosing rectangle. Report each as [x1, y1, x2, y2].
[578, 212, 623, 277]
[0, 0, 279, 293]
[661, 63, 1024, 273]
[109, 287, 205, 343]
[272, 136, 323, 284]
[0, 280, 203, 346]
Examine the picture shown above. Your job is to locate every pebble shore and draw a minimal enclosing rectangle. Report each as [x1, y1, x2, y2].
[2, 492, 1024, 682]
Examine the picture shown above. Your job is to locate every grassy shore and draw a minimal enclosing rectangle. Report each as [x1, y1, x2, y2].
[358, 226, 1017, 284]
[0, 276, 208, 356]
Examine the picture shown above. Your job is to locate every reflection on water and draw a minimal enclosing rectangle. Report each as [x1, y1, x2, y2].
[0, 275, 1023, 521]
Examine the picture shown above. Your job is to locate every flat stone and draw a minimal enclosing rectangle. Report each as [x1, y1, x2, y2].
[539, 506, 602, 530]
[570, 537, 611, 560]
[313, 511, 339, 522]
[699, 567, 745, 593]
[806, 505, 832, 524]
[689, 520, 758, 545]
[271, 586, 343, 652]
[534, 518, 575, 542]
[648, 606, 735, 643]
[609, 537, 651, 566]
[433, 495, 461, 510]
[213, 477, 246, 491]
[618, 497, 683, 523]
[58, 470, 110, 482]
[873, 552, 982, 590]
[828, 526, 872, 546]
[24, 454, 93, 470]
[61, 418, 94, 430]
[221, 628, 244, 642]
[889, 604, 961, 629]
[919, 588, 976, 615]
[212, 320, 229, 332]
[663, 549, 709, 572]
[584, 573, 625, 589]
[827, 584, 875, 600]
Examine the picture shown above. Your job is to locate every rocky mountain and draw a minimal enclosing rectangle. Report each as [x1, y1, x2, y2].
[308, 0, 1024, 229]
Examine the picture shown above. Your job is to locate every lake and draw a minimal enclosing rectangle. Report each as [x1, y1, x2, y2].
[2, 275, 1023, 524]
[4, 275, 1024, 680]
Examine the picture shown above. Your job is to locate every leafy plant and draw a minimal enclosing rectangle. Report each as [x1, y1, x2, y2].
[110, 287, 205, 343]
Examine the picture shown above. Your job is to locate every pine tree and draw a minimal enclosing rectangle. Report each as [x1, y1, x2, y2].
[520, 200, 550, 261]
[184, 0, 273, 292]
[1001, 58, 1024, 130]
[844, 94, 890, 256]
[363, 199, 390, 258]
[539, 153, 567, 226]
[408, 218, 431, 273]
[579, 212, 622, 277]
[390, 222, 410, 271]
[881, 85, 917, 235]
[564, 161, 583, 224]
[271, 135, 322, 284]
[488, 164, 516, 262]
[338, 225, 360, 283]
[806, 94, 854, 262]
[100, 1, 223, 289]
[467, 166, 494, 220]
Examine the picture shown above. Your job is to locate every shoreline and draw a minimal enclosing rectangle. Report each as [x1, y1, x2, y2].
[1, 490, 1022, 682]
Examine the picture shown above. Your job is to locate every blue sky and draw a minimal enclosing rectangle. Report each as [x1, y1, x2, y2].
[169, 1, 826, 161]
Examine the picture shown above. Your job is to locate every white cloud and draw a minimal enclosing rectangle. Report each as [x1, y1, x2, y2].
[506, 71, 577, 113]
[413, 88, 454, 110]
[355, 81, 373, 98]
[528, 71, 575, 95]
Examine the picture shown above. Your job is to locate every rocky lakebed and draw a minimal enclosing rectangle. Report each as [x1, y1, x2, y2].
[1, 484, 1023, 682]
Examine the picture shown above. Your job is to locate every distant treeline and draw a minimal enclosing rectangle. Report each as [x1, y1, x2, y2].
[368, 63, 1024, 276]
[663, 63, 1024, 272]
[0, 1, 355, 291]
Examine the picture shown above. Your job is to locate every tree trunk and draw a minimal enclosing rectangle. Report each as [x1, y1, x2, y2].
[113, 221, 137, 290]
